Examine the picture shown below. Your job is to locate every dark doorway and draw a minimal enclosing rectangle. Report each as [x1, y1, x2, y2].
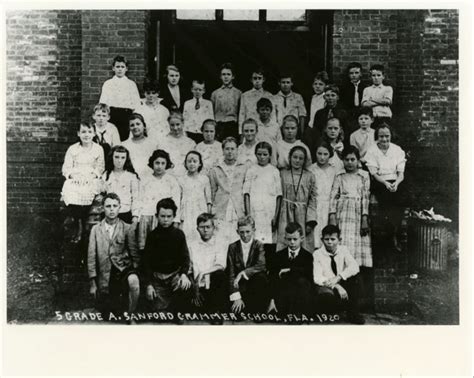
[150, 10, 333, 102]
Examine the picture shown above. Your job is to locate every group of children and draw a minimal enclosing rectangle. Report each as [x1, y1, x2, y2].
[61, 55, 407, 324]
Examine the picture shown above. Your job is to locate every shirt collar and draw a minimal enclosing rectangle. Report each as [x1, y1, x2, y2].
[198, 236, 216, 246]
[112, 75, 127, 81]
[353, 80, 361, 86]
[288, 247, 301, 257]
[221, 83, 234, 89]
[278, 90, 293, 98]
[321, 244, 339, 257]
[241, 239, 254, 249]
[372, 83, 383, 88]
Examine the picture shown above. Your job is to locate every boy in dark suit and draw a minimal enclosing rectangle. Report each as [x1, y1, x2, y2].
[227, 215, 270, 314]
[88, 193, 140, 323]
[268, 222, 314, 316]
[340, 62, 367, 117]
[160, 65, 189, 113]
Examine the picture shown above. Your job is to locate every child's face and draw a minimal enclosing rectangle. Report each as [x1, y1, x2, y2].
[169, 117, 183, 136]
[316, 146, 331, 166]
[191, 83, 205, 99]
[220, 68, 234, 85]
[312, 79, 326, 95]
[157, 208, 175, 228]
[251, 73, 264, 90]
[242, 123, 257, 143]
[78, 125, 95, 144]
[152, 157, 167, 176]
[93, 110, 110, 127]
[325, 120, 341, 141]
[377, 127, 391, 147]
[358, 114, 373, 130]
[223, 142, 237, 162]
[185, 153, 201, 174]
[145, 90, 159, 103]
[112, 62, 127, 78]
[129, 118, 145, 138]
[343, 153, 359, 172]
[113, 151, 127, 170]
[282, 121, 298, 142]
[285, 230, 303, 251]
[290, 149, 305, 170]
[103, 198, 121, 220]
[324, 90, 339, 107]
[371, 70, 385, 86]
[256, 147, 271, 166]
[197, 219, 215, 241]
[202, 123, 216, 142]
[279, 77, 293, 94]
[322, 232, 340, 253]
[237, 224, 255, 243]
[348, 67, 362, 83]
[257, 106, 272, 122]
[167, 69, 180, 86]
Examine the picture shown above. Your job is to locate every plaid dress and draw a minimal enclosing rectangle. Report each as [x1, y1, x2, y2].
[329, 170, 372, 267]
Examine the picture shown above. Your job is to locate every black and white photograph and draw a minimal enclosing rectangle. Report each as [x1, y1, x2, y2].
[4, 8, 461, 328]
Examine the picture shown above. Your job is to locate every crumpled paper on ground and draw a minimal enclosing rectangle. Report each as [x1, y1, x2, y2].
[410, 207, 452, 223]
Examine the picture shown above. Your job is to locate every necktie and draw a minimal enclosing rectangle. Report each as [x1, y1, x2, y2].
[195, 98, 200, 110]
[354, 83, 359, 106]
[283, 96, 287, 108]
[99, 130, 106, 144]
[327, 108, 334, 119]
[330, 254, 338, 276]
[290, 251, 295, 260]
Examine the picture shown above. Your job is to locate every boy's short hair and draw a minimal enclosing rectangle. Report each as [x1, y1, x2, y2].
[321, 224, 341, 238]
[242, 118, 258, 130]
[78, 122, 95, 132]
[347, 62, 362, 71]
[256, 97, 273, 111]
[222, 136, 238, 148]
[370, 64, 385, 73]
[148, 149, 173, 169]
[156, 197, 177, 217]
[255, 141, 273, 156]
[316, 141, 334, 158]
[252, 68, 265, 77]
[93, 103, 110, 115]
[220, 62, 234, 74]
[324, 84, 340, 95]
[201, 118, 217, 131]
[285, 222, 303, 236]
[165, 64, 180, 74]
[374, 122, 393, 139]
[341, 145, 360, 160]
[357, 106, 374, 119]
[143, 79, 160, 93]
[279, 73, 293, 80]
[192, 79, 205, 87]
[102, 192, 121, 205]
[168, 111, 184, 122]
[237, 215, 255, 229]
[314, 71, 329, 83]
[196, 212, 215, 227]
[112, 55, 128, 67]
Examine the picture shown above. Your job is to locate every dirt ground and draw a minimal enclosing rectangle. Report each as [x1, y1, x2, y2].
[6, 215, 459, 325]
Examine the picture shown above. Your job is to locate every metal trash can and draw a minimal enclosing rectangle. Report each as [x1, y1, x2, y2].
[408, 218, 450, 271]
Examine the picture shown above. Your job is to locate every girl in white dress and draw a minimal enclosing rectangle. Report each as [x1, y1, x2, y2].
[61, 123, 105, 242]
[309, 142, 337, 248]
[179, 151, 212, 243]
[243, 141, 282, 245]
[195, 119, 222, 175]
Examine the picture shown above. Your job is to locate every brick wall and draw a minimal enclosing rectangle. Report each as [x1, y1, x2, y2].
[81, 10, 150, 120]
[6, 10, 82, 215]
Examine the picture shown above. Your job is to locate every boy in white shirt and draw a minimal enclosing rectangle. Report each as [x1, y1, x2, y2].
[189, 213, 228, 323]
[183, 80, 214, 144]
[99, 55, 141, 141]
[92, 103, 121, 157]
[313, 224, 365, 324]
[361, 64, 393, 127]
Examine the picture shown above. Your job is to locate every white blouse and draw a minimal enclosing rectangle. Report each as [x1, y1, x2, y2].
[365, 142, 406, 180]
